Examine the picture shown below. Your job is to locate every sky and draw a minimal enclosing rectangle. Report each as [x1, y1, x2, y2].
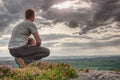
[0, 0, 120, 57]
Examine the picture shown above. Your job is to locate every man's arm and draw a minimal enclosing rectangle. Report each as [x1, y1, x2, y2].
[33, 32, 41, 46]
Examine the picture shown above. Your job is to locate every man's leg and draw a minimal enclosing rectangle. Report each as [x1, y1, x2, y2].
[23, 46, 50, 64]
[9, 48, 27, 68]
[15, 58, 26, 68]
[9, 45, 50, 65]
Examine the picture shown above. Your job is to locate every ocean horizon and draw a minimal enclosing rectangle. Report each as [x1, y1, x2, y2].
[0, 55, 120, 70]
[0, 55, 120, 61]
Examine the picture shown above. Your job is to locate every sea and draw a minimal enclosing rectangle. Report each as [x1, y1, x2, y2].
[0, 56, 120, 70]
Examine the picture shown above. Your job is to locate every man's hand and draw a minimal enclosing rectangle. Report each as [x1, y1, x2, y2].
[28, 37, 36, 46]
[33, 32, 41, 46]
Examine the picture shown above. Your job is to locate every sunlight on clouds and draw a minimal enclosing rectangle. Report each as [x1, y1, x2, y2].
[43, 37, 90, 44]
[49, 46, 120, 56]
[49, 47, 80, 56]
[0, 46, 7, 50]
[53, 43, 63, 47]
[0, 46, 11, 57]
[97, 37, 120, 43]
[74, 1, 91, 9]
[57, 37, 88, 43]
[2, 35, 11, 39]
[52, 1, 73, 9]
[52, 0, 91, 10]
[38, 23, 80, 35]
[84, 47, 120, 56]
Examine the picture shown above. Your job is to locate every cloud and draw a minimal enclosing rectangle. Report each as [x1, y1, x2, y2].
[50, 37, 120, 49]
[42, 0, 92, 28]
[0, 0, 68, 34]
[93, 0, 120, 22]
[80, 0, 120, 34]
[0, 0, 120, 35]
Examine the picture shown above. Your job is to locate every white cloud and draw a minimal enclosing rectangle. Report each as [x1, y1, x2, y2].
[0, 46, 11, 57]
[49, 46, 120, 56]
[52, 0, 91, 10]
[38, 23, 80, 35]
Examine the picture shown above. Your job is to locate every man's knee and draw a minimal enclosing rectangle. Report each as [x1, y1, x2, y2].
[45, 48, 50, 56]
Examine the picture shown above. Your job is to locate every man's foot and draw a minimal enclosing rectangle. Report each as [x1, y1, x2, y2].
[15, 58, 26, 68]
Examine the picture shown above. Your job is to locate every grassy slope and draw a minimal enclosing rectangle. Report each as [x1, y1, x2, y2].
[0, 62, 77, 80]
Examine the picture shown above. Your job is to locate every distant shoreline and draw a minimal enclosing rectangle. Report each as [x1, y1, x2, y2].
[0, 55, 120, 61]
[0, 56, 120, 70]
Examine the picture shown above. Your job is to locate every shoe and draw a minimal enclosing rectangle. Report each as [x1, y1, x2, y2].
[15, 57, 26, 68]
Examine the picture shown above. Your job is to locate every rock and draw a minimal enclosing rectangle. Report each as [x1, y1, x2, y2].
[70, 71, 120, 80]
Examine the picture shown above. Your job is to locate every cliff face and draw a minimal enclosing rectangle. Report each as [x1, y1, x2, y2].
[70, 71, 120, 80]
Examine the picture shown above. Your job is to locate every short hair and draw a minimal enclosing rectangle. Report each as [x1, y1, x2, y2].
[25, 9, 34, 19]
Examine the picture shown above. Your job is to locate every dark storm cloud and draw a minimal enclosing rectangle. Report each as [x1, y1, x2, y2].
[0, 0, 67, 33]
[93, 0, 120, 22]
[42, 3, 91, 28]
[0, 0, 120, 35]
[81, 0, 120, 34]
[0, 13, 19, 32]
[0, 0, 24, 32]
[41, 0, 120, 34]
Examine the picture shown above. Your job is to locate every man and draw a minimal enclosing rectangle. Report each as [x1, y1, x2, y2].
[8, 9, 50, 68]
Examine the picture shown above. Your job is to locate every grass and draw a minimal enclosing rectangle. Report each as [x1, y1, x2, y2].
[112, 69, 120, 72]
[79, 68, 91, 73]
[0, 62, 77, 80]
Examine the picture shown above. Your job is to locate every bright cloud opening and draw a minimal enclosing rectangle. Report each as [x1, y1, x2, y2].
[52, 0, 91, 10]
[52, 1, 73, 9]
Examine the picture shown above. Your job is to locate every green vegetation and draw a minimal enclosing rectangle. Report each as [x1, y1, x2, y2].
[79, 68, 91, 73]
[112, 69, 120, 72]
[47, 56, 120, 70]
[0, 62, 77, 80]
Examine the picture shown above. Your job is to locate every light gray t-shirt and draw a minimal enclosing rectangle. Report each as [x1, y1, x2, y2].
[8, 20, 37, 49]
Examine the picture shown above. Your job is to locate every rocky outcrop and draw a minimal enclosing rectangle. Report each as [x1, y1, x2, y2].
[70, 71, 120, 80]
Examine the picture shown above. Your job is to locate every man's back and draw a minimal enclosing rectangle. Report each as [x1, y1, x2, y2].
[8, 20, 37, 49]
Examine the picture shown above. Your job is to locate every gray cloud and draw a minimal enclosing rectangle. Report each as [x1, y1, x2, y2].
[81, 0, 120, 34]
[40, 33, 120, 49]
[0, 0, 67, 33]
[0, 0, 120, 35]
[41, 34, 70, 41]
[93, 0, 120, 22]
[42, 1, 91, 28]
[41, 36, 120, 49]
[0, 38, 9, 46]
[59, 38, 120, 49]
[41, 34, 93, 42]
[40, 0, 120, 34]
[0, 0, 120, 56]
[99, 35, 120, 41]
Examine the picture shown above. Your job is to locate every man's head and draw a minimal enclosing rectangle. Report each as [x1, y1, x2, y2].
[25, 9, 35, 22]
